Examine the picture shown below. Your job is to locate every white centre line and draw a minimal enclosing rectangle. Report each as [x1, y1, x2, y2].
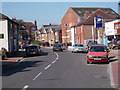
[32, 52, 59, 81]
[45, 64, 51, 70]
[22, 85, 29, 90]
[33, 72, 43, 80]
[52, 60, 56, 64]
[54, 52, 59, 60]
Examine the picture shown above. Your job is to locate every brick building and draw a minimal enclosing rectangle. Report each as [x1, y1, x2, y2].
[73, 9, 120, 45]
[61, 7, 120, 45]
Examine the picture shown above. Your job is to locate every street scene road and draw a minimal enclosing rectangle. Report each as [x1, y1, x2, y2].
[2, 48, 113, 89]
[1, 1, 120, 90]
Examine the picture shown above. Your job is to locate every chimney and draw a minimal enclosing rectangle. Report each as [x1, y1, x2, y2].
[12, 17, 16, 20]
[49, 23, 52, 26]
[34, 20, 37, 26]
[84, 11, 90, 18]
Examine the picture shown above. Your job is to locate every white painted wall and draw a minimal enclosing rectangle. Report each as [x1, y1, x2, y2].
[105, 20, 119, 36]
[71, 27, 75, 46]
[0, 19, 8, 51]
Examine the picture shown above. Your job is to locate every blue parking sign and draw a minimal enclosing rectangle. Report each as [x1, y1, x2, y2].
[94, 17, 102, 28]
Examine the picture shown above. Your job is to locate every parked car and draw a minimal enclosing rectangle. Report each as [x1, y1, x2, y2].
[87, 45, 109, 64]
[26, 45, 41, 56]
[53, 43, 63, 52]
[108, 40, 120, 49]
[61, 44, 66, 50]
[72, 44, 87, 53]
[21, 41, 27, 49]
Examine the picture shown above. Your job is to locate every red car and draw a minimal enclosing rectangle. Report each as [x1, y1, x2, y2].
[87, 45, 110, 64]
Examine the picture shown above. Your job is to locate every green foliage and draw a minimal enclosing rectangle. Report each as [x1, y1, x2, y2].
[31, 33, 35, 39]
[30, 41, 41, 45]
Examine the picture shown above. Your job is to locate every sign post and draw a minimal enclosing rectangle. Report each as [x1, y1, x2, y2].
[94, 17, 103, 44]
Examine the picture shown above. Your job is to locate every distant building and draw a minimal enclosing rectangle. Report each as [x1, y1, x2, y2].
[35, 24, 61, 45]
[23, 21, 37, 34]
[61, 7, 120, 45]
[13, 19, 37, 40]
[0, 13, 19, 55]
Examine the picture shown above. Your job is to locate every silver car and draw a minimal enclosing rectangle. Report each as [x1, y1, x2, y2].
[72, 44, 87, 53]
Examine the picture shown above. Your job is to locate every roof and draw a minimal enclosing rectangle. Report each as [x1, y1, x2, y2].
[23, 22, 36, 27]
[0, 13, 19, 25]
[22, 22, 36, 30]
[0, 13, 9, 19]
[76, 9, 116, 26]
[42, 25, 59, 28]
[71, 7, 120, 18]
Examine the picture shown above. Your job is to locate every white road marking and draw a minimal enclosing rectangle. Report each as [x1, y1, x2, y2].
[51, 52, 58, 64]
[45, 64, 51, 70]
[22, 85, 29, 90]
[52, 60, 56, 64]
[19, 58, 25, 62]
[33, 72, 43, 80]
[32, 51, 59, 81]
[54, 52, 59, 60]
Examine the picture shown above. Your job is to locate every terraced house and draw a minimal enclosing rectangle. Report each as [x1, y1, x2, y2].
[61, 7, 120, 46]
[35, 24, 61, 45]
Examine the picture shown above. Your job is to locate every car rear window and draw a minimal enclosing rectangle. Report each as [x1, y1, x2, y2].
[54, 44, 61, 47]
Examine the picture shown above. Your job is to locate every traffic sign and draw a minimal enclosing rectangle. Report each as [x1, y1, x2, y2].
[94, 17, 103, 28]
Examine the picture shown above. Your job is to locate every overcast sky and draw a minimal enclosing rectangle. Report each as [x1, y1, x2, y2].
[1, 1, 120, 28]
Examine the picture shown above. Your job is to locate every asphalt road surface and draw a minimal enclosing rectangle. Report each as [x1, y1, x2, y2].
[2, 48, 112, 89]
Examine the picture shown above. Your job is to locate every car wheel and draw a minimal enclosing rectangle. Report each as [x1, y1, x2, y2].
[87, 61, 92, 64]
[87, 61, 89, 64]
[60, 50, 63, 52]
[106, 61, 109, 64]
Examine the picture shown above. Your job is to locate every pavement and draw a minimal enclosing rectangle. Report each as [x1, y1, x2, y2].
[109, 49, 120, 89]
[0, 48, 120, 89]
[0, 49, 26, 67]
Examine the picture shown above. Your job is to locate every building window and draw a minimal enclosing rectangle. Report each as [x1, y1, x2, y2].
[69, 13, 72, 17]
[10, 23, 13, 29]
[69, 23, 72, 27]
[0, 34, 4, 39]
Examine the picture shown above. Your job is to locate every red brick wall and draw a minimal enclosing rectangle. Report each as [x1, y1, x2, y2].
[75, 25, 105, 44]
[61, 8, 80, 43]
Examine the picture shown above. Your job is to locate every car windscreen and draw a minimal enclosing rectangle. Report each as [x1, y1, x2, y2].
[90, 46, 107, 52]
